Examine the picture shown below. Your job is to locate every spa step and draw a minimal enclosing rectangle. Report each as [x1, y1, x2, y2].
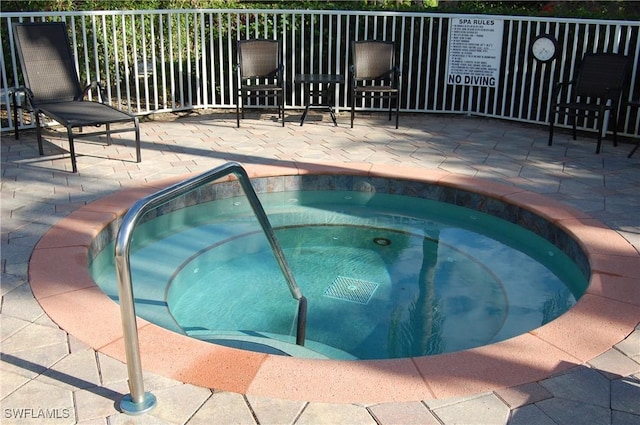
[185, 329, 357, 360]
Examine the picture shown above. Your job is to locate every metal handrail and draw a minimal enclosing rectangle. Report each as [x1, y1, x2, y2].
[113, 161, 306, 415]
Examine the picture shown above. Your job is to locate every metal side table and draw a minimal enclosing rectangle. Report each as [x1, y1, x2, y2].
[295, 74, 344, 126]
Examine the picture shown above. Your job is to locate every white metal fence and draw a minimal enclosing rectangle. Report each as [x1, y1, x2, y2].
[2, 9, 639, 137]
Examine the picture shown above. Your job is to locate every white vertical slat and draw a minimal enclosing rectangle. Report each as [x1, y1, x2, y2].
[199, 11, 207, 106]
[290, 12, 295, 106]
[1, 19, 15, 129]
[334, 13, 342, 112]
[8, 16, 21, 102]
[363, 14, 368, 41]
[90, 15, 101, 99]
[488, 17, 503, 114]
[413, 16, 425, 111]
[159, 13, 167, 109]
[226, 13, 234, 107]
[615, 24, 625, 54]
[508, 21, 522, 118]
[218, 12, 227, 106]
[500, 20, 513, 117]
[119, 15, 132, 112]
[403, 16, 412, 110]
[542, 20, 561, 123]
[207, 12, 216, 106]
[176, 14, 185, 108]
[185, 13, 193, 108]
[192, 12, 200, 107]
[341, 12, 349, 107]
[310, 13, 317, 75]
[582, 24, 598, 53]
[80, 18, 90, 96]
[319, 14, 324, 73]
[424, 17, 434, 111]
[168, 13, 176, 110]
[150, 14, 159, 110]
[100, 15, 112, 103]
[516, 22, 531, 119]
[130, 15, 141, 112]
[140, 14, 150, 112]
[449, 17, 461, 112]
[9, 17, 27, 129]
[433, 17, 443, 111]
[531, 21, 544, 123]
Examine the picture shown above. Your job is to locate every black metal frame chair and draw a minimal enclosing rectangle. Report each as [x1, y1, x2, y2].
[235, 39, 285, 127]
[350, 40, 401, 129]
[548, 52, 630, 154]
[12, 22, 141, 173]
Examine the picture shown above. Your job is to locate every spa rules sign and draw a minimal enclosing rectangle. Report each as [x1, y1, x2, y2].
[447, 17, 504, 88]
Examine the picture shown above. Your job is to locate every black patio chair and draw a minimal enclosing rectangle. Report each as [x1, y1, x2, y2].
[350, 40, 401, 129]
[235, 39, 285, 127]
[12, 21, 141, 173]
[548, 52, 630, 154]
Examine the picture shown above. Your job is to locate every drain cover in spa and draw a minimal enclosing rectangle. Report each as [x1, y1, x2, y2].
[323, 276, 379, 305]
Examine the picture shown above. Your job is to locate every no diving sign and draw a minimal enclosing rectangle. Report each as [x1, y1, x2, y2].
[447, 18, 504, 88]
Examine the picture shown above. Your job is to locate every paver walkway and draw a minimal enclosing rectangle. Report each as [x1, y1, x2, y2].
[2, 110, 639, 424]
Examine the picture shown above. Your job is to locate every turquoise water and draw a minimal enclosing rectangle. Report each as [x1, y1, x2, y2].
[91, 190, 588, 360]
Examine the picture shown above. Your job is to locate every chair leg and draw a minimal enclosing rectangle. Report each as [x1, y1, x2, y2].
[236, 92, 241, 128]
[66, 125, 78, 173]
[612, 110, 618, 147]
[134, 117, 141, 163]
[281, 91, 285, 127]
[395, 94, 400, 129]
[595, 112, 604, 154]
[350, 93, 356, 128]
[12, 91, 19, 140]
[35, 112, 44, 155]
[548, 111, 556, 146]
[106, 123, 112, 145]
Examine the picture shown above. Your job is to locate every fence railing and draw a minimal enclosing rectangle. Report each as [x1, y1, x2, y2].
[2, 9, 639, 137]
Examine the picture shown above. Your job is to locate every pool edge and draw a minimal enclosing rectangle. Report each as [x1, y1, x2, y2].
[29, 161, 640, 404]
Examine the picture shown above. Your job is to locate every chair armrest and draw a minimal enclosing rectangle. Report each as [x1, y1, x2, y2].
[276, 63, 284, 84]
[77, 81, 107, 103]
[551, 79, 575, 98]
[20, 86, 35, 110]
[392, 66, 401, 85]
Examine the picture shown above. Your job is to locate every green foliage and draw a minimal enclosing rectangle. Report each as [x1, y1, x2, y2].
[3, 0, 639, 19]
[435, 1, 640, 20]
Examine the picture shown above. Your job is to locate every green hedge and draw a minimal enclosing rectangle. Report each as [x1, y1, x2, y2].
[4, 1, 640, 20]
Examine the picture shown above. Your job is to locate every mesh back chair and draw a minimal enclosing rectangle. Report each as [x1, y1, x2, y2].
[350, 40, 401, 129]
[12, 22, 141, 173]
[549, 52, 630, 154]
[235, 39, 285, 127]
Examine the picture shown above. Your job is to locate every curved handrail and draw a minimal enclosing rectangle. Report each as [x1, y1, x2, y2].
[113, 162, 306, 414]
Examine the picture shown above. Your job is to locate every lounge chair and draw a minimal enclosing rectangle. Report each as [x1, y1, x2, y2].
[12, 21, 141, 172]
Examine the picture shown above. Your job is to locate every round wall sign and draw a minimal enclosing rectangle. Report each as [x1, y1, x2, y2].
[531, 34, 558, 63]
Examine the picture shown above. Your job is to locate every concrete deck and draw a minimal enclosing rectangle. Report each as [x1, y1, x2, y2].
[2, 109, 640, 424]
